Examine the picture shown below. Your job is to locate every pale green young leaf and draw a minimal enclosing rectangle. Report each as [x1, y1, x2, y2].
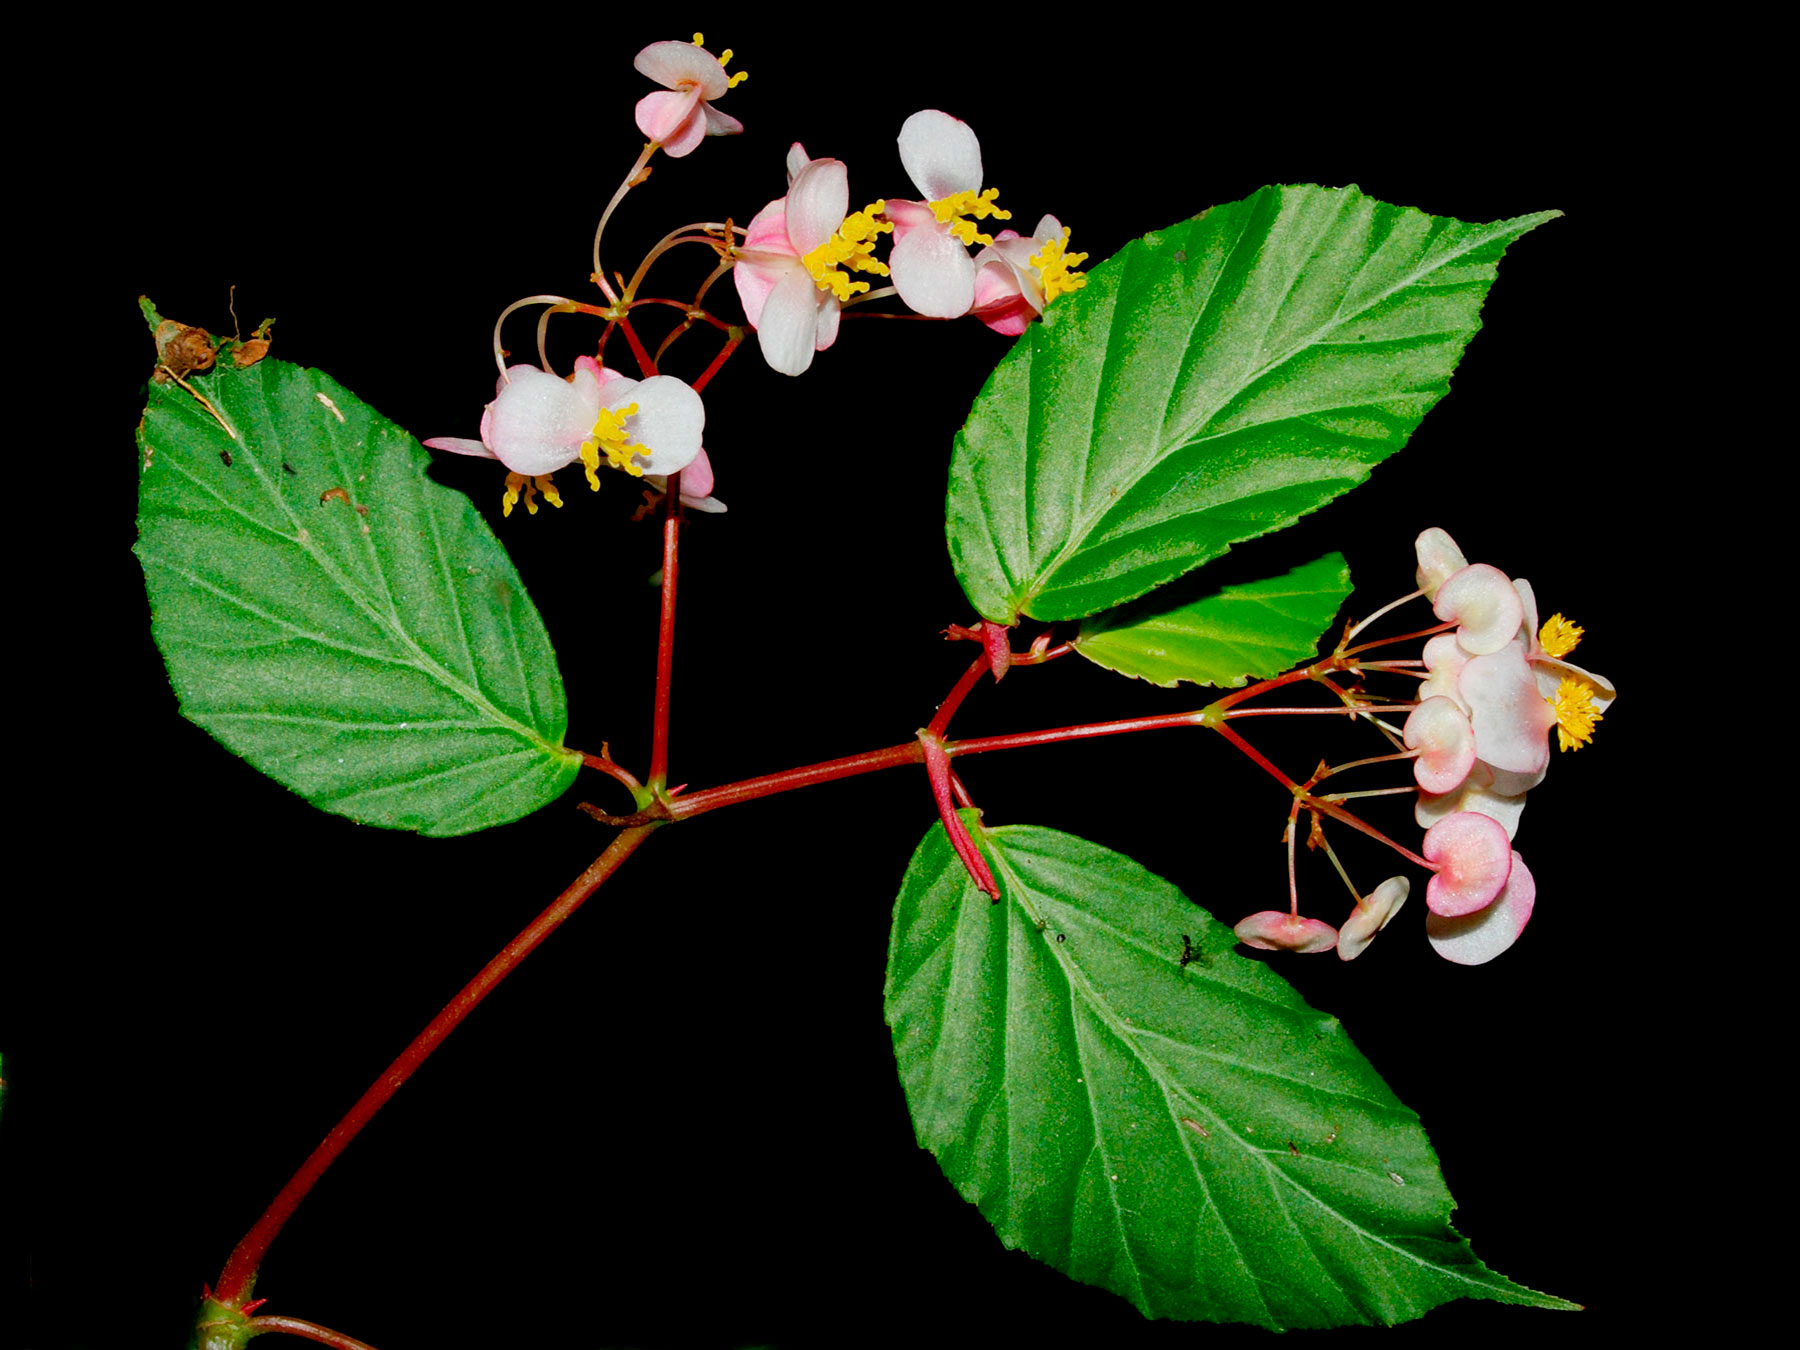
[947, 185, 1557, 623]
[136, 357, 580, 836]
[1073, 551, 1353, 688]
[884, 819, 1575, 1329]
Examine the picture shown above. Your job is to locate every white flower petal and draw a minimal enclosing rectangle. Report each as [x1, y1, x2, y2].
[897, 109, 983, 201]
[890, 225, 977, 318]
[786, 159, 848, 256]
[612, 376, 704, 476]
[754, 267, 825, 375]
[487, 366, 601, 477]
[1461, 644, 1554, 775]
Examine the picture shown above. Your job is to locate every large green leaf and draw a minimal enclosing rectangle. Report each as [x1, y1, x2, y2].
[884, 819, 1574, 1329]
[136, 357, 581, 835]
[946, 186, 1557, 623]
[1073, 550, 1352, 688]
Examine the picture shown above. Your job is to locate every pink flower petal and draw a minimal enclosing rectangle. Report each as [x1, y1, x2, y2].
[1427, 854, 1535, 964]
[422, 436, 496, 459]
[1234, 911, 1339, 954]
[635, 88, 705, 154]
[633, 40, 729, 99]
[1404, 697, 1476, 794]
[1422, 812, 1513, 916]
[1434, 563, 1525, 655]
[897, 109, 983, 201]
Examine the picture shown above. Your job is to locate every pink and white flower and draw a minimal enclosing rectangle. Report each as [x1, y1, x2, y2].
[426, 358, 710, 512]
[633, 37, 746, 158]
[733, 145, 890, 376]
[969, 214, 1090, 335]
[886, 110, 1013, 319]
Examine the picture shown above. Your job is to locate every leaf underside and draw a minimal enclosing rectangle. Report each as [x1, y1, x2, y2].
[947, 185, 1558, 624]
[1073, 550, 1353, 688]
[136, 358, 580, 836]
[884, 820, 1575, 1329]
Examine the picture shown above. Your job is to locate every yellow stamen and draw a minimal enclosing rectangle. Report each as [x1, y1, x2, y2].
[1539, 613, 1584, 658]
[929, 188, 1011, 247]
[1548, 676, 1602, 752]
[695, 32, 749, 86]
[580, 402, 650, 478]
[1029, 226, 1089, 303]
[535, 474, 563, 509]
[801, 200, 894, 300]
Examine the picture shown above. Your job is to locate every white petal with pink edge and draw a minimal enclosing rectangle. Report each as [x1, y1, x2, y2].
[1403, 697, 1476, 794]
[1414, 527, 1469, 600]
[786, 159, 849, 256]
[1460, 644, 1554, 775]
[1427, 854, 1535, 964]
[1434, 563, 1525, 655]
[1233, 911, 1339, 953]
[633, 41, 729, 99]
[1337, 877, 1410, 961]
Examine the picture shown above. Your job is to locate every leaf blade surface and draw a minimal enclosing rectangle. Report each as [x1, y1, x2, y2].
[884, 819, 1574, 1328]
[947, 186, 1557, 622]
[136, 358, 580, 835]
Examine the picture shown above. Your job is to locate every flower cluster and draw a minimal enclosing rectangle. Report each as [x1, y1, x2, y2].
[734, 109, 1088, 375]
[426, 40, 1092, 510]
[1233, 527, 1613, 966]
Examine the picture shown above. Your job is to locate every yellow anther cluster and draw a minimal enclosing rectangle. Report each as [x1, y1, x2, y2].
[802, 201, 894, 300]
[1539, 613, 1584, 658]
[502, 472, 564, 518]
[1030, 227, 1090, 303]
[580, 402, 650, 481]
[930, 188, 1011, 247]
[1549, 675, 1602, 752]
[693, 32, 749, 86]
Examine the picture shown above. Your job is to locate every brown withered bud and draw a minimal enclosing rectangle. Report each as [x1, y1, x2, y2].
[153, 319, 219, 381]
[232, 338, 272, 368]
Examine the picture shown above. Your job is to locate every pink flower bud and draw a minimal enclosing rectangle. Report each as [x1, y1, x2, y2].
[1234, 911, 1339, 953]
[1422, 812, 1513, 916]
[1427, 853, 1535, 964]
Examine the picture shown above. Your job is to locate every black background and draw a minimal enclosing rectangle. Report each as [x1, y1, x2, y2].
[11, 23, 1678, 1350]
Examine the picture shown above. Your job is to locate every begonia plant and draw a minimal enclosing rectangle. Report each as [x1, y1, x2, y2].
[16, 29, 1639, 1350]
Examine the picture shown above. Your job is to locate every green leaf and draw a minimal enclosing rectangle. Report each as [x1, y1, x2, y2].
[135, 357, 581, 836]
[1072, 550, 1353, 688]
[884, 819, 1575, 1329]
[946, 186, 1558, 623]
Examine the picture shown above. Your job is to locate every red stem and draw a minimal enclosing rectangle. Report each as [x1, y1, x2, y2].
[247, 1315, 381, 1349]
[647, 487, 681, 789]
[687, 332, 742, 395]
[617, 316, 657, 377]
[212, 825, 656, 1307]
